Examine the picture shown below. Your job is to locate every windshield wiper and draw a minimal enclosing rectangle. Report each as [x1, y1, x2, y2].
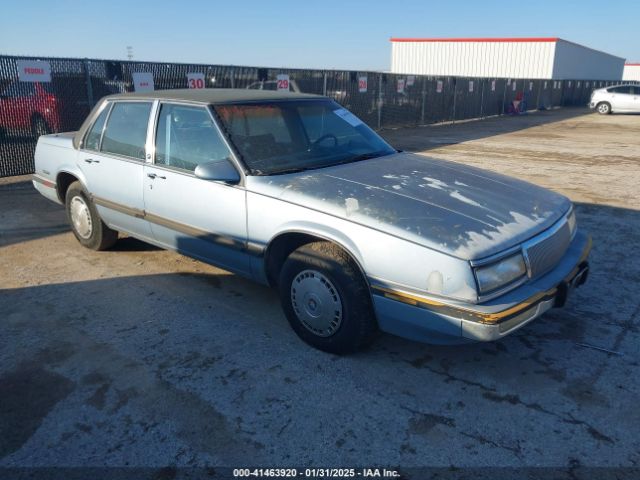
[268, 166, 311, 175]
[332, 150, 394, 167]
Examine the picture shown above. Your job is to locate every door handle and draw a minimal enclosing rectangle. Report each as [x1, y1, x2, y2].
[84, 158, 99, 164]
[147, 173, 166, 180]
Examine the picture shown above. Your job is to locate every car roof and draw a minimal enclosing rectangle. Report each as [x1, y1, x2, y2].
[104, 88, 323, 104]
[73, 88, 327, 149]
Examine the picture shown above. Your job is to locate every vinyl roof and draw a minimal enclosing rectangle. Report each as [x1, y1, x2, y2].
[105, 88, 323, 104]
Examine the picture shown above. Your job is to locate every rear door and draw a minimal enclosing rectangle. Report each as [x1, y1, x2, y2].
[143, 102, 250, 275]
[632, 86, 640, 112]
[609, 86, 634, 111]
[78, 100, 153, 239]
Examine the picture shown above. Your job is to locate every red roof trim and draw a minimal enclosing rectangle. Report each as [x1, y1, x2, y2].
[390, 37, 560, 43]
[625, 63, 640, 66]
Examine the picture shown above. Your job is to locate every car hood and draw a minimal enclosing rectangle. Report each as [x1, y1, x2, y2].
[247, 152, 571, 259]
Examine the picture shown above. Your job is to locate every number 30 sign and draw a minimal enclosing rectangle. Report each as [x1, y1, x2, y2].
[187, 73, 205, 89]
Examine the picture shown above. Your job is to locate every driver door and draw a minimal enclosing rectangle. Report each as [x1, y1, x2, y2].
[143, 102, 250, 276]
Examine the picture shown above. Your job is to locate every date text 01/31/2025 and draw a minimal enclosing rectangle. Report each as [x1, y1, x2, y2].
[233, 468, 401, 478]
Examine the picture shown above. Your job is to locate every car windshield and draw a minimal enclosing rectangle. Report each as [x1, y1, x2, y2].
[214, 99, 396, 175]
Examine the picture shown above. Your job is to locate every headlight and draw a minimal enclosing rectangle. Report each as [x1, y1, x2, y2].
[567, 208, 577, 239]
[474, 253, 527, 294]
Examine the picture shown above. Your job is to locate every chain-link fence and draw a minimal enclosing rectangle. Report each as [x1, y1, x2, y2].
[0, 54, 632, 177]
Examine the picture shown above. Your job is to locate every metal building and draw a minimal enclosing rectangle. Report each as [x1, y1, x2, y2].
[390, 37, 625, 80]
[622, 63, 640, 81]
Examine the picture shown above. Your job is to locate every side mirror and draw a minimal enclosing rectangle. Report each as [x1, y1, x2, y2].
[194, 158, 241, 184]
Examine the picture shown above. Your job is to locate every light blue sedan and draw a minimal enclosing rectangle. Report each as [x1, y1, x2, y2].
[32, 89, 591, 353]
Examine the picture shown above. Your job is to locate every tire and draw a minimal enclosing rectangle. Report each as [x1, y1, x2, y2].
[31, 115, 51, 138]
[65, 181, 118, 250]
[279, 241, 377, 354]
[596, 102, 611, 115]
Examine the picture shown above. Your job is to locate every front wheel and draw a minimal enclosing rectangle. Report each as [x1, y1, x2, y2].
[279, 242, 378, 354]
[65, 181, 118, 250]
[596, 102, 611, 115]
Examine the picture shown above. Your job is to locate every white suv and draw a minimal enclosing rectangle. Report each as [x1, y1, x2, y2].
[589, 84, 639, 114]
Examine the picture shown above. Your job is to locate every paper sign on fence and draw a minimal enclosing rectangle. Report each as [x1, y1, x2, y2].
[358, 76, 367, 93]
[276, 74, 290, 91]
[17, 60, 51, 82]
[187, 73, 205, 89]
[132, 72, 154, 92]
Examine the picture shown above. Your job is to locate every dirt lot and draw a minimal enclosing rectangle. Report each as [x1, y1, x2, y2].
[1, 108, 639, 478]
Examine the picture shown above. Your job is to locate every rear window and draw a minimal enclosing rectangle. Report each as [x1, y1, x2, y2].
[84, 104, 111, 151]
[101, 102, 152, 159]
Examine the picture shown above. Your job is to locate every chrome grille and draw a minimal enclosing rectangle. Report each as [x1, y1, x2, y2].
[525, 221, 571, 278]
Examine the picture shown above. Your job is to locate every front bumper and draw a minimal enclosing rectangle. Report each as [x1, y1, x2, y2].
[371, 230, 591, 345]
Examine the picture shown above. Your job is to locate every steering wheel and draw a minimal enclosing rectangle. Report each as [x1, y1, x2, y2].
[311, 133, 338, 149]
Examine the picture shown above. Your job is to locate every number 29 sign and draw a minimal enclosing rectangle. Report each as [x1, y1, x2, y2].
[187, 73, 205, 89]
[276, 74, 290, 91]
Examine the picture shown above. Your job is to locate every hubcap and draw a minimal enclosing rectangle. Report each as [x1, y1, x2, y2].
[598, 104, 608, 113]
[291, 270, 343, 337]
[70, 196, 93, 239]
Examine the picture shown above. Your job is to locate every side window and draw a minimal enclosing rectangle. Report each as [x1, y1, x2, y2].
[155, 104, 231, 172]
[101, 102, 152, 160]
[84, 104, 111, 151]
[612, 86, 631, 94]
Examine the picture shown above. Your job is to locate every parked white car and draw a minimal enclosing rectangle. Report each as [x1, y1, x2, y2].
[590, 84, 640, 114]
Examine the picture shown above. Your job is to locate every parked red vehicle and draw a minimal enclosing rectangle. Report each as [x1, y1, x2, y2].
[0, 81, 61, 138]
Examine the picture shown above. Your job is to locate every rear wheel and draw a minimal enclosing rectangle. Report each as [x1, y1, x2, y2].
[279, 241, 377, 354]
[31, 115, 51, 137]
[596, 102, 611, 115]
[65, 181, 118, 250]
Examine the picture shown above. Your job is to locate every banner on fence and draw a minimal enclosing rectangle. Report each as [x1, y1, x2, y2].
[276, 74, 290, 91]
[132, 72, 154, 92]
[187, 73, 205, 89]
[16, 60, 51, 82]
[358, 76, 367, 93]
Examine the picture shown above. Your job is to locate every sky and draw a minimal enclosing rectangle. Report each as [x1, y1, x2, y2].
[1, 0, 638, 71]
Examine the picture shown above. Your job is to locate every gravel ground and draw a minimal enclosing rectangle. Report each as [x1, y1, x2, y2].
[1, 107, 639, 479]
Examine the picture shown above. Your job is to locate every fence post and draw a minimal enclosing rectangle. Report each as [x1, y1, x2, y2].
[323, 72, 327, 96]
[452, 80, 457, 124]
[377, 73, 383, 129]
[501, 79, 508, 116]
[420, 79, 426, 125]
[83, 58, 94, 109]
[479, 79, 485, 119]
[230, 68, 235, 88]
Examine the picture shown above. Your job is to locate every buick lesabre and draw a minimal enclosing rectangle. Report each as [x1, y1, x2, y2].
[32, 89, 591, 353]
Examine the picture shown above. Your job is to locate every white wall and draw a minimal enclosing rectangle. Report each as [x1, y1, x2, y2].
[622, 64, 640, 81]
[390, 39, 625, 80]
[390, 41, 556, 78]
[551, 40, 624, 80]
